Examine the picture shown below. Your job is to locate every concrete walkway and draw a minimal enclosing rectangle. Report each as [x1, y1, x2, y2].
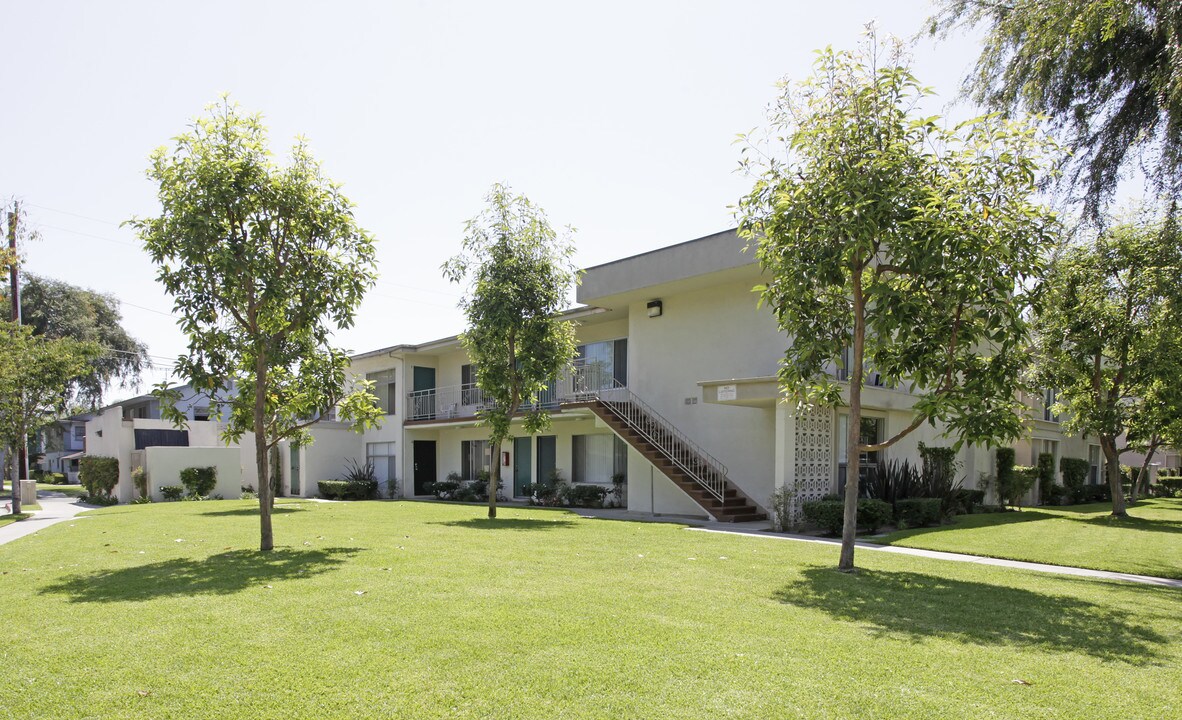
[563, 508, 1182, 588]
[685, 525, 1182, 589]
[0, 494, 97, 547]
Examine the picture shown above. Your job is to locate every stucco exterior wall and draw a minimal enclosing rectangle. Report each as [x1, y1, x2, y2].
[144, 446, 242, 501]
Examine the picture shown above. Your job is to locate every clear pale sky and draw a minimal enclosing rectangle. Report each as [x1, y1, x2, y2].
[2, 1, 985, 397]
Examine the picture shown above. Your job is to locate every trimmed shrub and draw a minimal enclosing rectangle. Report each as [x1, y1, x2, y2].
[1157, 477, 1182, 495]
[1070, 483, 1112, 504]
[79, 456, 119, 499]
[318, 480, 347, 500]
[1044, 484, 1068, 505]
[895, 498, 942, 529]
[344, 478, 378, 500]
[566, 484, 609, 508]
[994, 448, 1015, 503]
[40, 472, 67, 485]
[1059, 457, 1089, 489]
[179, 466, 217, 497]
[802, 498, 892, 535]
[160, 485, 184, 501]
[428, 480, 460, 500]
[1037, 453, 1056, 502]
[951, 488, 985, 515]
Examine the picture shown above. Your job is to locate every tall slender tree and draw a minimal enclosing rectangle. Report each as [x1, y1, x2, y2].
[0, 322, 99, 514]
[737, 30, 1060, 570]
[1032, 211, 1182, 515]
[131, 98, 383, 550]
[443, 184, 580, 519]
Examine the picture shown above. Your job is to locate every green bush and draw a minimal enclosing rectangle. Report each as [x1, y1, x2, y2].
[1069, 483, 1112, 504]
[318, 480, 347, 500]
[1059, 457, 1089, 489]
[895, 498, 942, 528]
[1036, 453, 1056, 502]
[1157, 477, 1182, 495]
[428, 480, 460, 500]
[132, 466, 148, 497]
[951, 488, 985, 514]
[160, 485, 184, 501]
[1044, 484, 1068, 505]
[40, 472, 67, 485]
[802, 498, 892, 535]
[179, 466, 217, 497]
[82, 493, 119, 506]
[994, 448, 1015, 502]
[566, 484, 609, 508]
[79, 456, 119, 499]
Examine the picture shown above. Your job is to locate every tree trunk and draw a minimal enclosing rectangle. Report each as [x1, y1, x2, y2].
[1101, 435, 1127, 516]
[10, 422, 25, 515]
[1131, 440, 1159, 502]
[254, 357, 274, 551]
[488, 437, 501, 519]
[838, 272, 866, 572]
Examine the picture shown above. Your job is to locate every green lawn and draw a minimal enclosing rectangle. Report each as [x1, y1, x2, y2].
[0, 512, 31, 528]
[1, 500, 1178, 719]
[37, 482, 86, 497]
[873, 497, 1182, 579]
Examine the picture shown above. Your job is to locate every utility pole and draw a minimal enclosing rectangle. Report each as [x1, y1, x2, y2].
[7, 203, 29, 507]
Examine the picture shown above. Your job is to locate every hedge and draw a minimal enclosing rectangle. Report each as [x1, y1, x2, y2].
[79, 456, 119, 499]
[802, 498, 892, 535]
[1037, 453, 1056, 502]
[1059, 457, 1089, 489]
[318, 478, 378, 501]
[895, 498, 942, 528]
[180, 466, 217, 497]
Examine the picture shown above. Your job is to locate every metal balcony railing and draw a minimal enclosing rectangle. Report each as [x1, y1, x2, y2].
[405, 363, 730, 502]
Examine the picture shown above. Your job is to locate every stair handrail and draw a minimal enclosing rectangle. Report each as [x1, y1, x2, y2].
[563, 364, 729, 502]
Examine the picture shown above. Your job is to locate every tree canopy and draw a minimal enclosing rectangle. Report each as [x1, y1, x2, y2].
[1, 274, 149, 408]
[443, 184, 580, 519]
[0, 321, 100, 513]
[130, 98, 383, 550]
[1032, 211, 1182, 514]
[928, 0, 1182, 219]
[737, 31, 1060, 570]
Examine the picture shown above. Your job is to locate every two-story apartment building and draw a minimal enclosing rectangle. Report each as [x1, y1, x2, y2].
[308, 229, 1102, 520]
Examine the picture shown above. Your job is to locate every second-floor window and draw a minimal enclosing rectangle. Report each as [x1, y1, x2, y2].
[576, 338, 627, 389]
[72, 425, 85, 441]
[1043, 388, 1060, 422]
[366, 369, 397, 415]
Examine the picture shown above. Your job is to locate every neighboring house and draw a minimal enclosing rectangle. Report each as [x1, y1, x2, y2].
[84, 381, 362, 503]
[302, 229, 1103, 520]
[40, 413, 94, 483]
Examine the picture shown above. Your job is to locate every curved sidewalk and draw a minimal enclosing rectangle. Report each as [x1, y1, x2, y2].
[0, 494, 96, 547]
[687, 525, 1182, 588]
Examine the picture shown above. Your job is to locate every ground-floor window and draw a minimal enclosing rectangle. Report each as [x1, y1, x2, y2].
[572, 434, 627, 484]
[461, 439, 490, 480]
[836, 415, 883, 492]
[366, 442, 396, 494]
[1088, 444, 1102, 485]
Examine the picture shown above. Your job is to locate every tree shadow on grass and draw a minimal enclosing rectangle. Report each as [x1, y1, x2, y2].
[1070, 514, 1182, 535]
[774, 568, 1167, 664]
[38, 547, 359, 603]
[430, 518, 578, 531]
[199, 505, 307, 518]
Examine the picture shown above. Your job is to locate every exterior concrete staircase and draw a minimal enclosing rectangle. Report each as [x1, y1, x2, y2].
[578, 397, 767, 523]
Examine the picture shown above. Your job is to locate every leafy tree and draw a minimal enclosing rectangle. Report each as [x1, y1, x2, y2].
[130, 99, 383, 551]
[1033, 211, 1182, 515]
[736, 32, 1059, 571]
[0, 321, 99, 514]
[443, 184, 580, 519]
[0, 274, 149, 408]
[928, 0, 1182, 219]
[1126, 375, 1182, 498]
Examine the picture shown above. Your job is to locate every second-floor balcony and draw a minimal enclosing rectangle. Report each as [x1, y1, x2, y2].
[406, 364, 618, 423]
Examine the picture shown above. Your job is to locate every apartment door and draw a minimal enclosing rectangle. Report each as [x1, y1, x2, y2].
[290, 446, 301, 496]
[413, 366, 436, 419]
[513, 436, 532, 496]
[413, 441, 437, 496]
[536, 435, 557, 485]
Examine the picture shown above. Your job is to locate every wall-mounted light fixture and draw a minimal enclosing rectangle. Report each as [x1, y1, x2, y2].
[647, 299, 663, 318]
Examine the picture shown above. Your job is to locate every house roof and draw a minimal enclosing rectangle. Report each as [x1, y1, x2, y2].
[576, 228, 757, 305]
